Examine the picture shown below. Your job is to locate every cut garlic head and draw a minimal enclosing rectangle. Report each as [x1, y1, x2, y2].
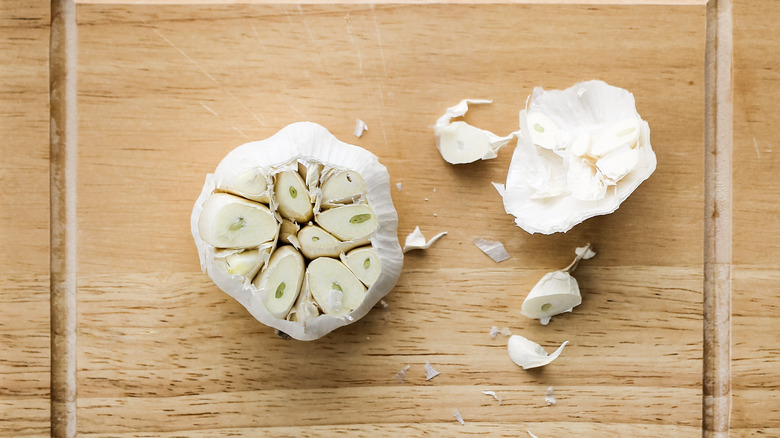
[500, 80, 656, 234]
[192, 122, 403, 340]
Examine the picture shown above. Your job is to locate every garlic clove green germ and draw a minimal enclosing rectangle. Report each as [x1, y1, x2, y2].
[507, 335, 569, 369]
[198, 192, 278, 249]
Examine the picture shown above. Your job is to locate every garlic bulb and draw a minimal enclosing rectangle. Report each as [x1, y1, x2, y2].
[191, 122, 403, 340]
[434, 99, 514, 164]
[522, 244, 595, 325]
[499, 80, 657, 234]
[507, 335, 569, 369]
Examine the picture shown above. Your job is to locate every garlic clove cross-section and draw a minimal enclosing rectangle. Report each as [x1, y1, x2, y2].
[198, 193, 278, 249]
[192, 122, 403, 340]
[507, 335, 569, 369]
[434, 99, 514, 164]
[521, 243, 596, 325]
[253, 246, 305, 319]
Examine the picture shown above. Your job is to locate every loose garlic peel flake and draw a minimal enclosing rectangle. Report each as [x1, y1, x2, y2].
[434, 99, 514, 164]
[507, 335, 568, 369]
[521, 243, 595, 325]
[501, 80, 657, 234]
[192, 122, 403, 340]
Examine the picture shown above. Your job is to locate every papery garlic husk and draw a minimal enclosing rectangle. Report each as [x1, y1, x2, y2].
[521, 271, 581, 323]
[507, 335, 568, 369]
[192, 122, 403, 340]
[434, 99, 514, 164]
[500, 80, 657, 234]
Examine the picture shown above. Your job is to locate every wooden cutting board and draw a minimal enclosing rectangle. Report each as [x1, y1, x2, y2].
[5, 0, 778, 436]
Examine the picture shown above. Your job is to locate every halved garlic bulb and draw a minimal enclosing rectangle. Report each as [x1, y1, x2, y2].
[499, 80, 656, 234]
[191, 122, 403, 340]
[521, 244, 595, 325]
[434, 99, 514, 164]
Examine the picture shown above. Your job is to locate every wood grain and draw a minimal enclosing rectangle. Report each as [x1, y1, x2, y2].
[732, 0, 780, 434]
[72, 3, 705, 436]
[0, 0, 51, 436]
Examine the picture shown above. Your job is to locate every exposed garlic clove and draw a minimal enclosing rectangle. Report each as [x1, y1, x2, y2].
[278, 219, 301, 245]
[307, 257, 366, 316]
[526, 112, 562, 150]
[566, 156, 608, 201]
[286, 277, 321, 323]
[320, 169, 367, 205]
[521, 271, 581, 323]
[340, 246, 381, 286]
[590, 117, 641, 158]
[218, 167, 270, 203]
[316, 204, 378, 241]
[214, 247, 271, 280]
[569, 133, 591, 158]
[253, 246, 305, 319]
[198, 193, 278, 249]
[274, 170, 313, 223]
[595, 144, 640, 182]
[434, 99, 513, 164]
[402, 226, 447, 253]
[507, 335, 569, 369]
[297, 225, 365, 259]
[298, 161, 323, 195]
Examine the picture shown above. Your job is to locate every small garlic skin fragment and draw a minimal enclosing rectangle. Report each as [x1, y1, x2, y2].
[307, 257, 366, 316]
[394, 364, 410, 383]
[341, 246, 382, 286]
[501, 80, 656, 234]
[482, 390, 502, 405]
[472, 238, 510, 263]
[395, 182, 402, 192]
[402, 226, 447, 253]
[253, 246, 305, 319]
[424, 361, 441, 380]
[434, 99, 513, 164]
[545, 386, 556, 406]
[320, 169, 367, 206]
[198, 193, 278, 249]
[527, 431, 540, 438]
[316, 203, 378, 241]
[489, 326, 512, 338]
[453, 409, 465, 425]
[507, 335, 569, 369]
[274, 170, 313, 223]
[354, 118, 368, 138]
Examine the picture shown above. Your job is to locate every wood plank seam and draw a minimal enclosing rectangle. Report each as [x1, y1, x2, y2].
[50, 0, 78, 437]
[703, 0, 732, 436]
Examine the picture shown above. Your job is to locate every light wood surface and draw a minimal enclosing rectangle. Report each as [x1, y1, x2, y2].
[71, 3, 705, 436]
[732, 0, 780, 434]
[0, 1, 51, 436]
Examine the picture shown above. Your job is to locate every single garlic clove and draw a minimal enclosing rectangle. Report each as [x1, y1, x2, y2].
[569, 132, 591, 158]
[316, 204, 378, 241]
[320, 169, 367, 205]
[198, 193, 278, 249]
[274, 170, 313, 223]
[286, 277, 321, 323]
[307, 257, 366, 316]
[595, 144, 640, 182]
[340, 246, 381, 286]
[521, 271, 582, 322]
[253, 246, 305, 319]
[297, 225, 365, 259]
[507, 335, 569, 369]
[566, 156, 607, 201]
[278, 219, 301, 245]
[214, 247, 271, 280]
[526, 112, 561, 150]
[435, 121, 513, 164]
[219, 167, 270, 203]
[590, 117, 641, 158]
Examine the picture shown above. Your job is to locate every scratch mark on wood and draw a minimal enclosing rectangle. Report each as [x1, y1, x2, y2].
[753, 137, 761, 158]
[345, 13, 364, 78]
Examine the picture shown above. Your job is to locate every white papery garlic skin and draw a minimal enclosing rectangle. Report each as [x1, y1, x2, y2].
[192, 122, 403, 340]
[434, 99, 514, 164]
[507, 335, 569, 369]
[500, 80, 656, 234]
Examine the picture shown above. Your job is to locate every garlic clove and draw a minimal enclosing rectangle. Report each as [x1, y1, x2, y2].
[340, 246, 381, 286]
[320, 169, 367, 206]
[590, 117, 641, 158]
[526, 111, 562, 150]
[286, 277, 321, 324]
[316, 204, 378, 241]
[566, 156, 608, 201]
[198, 193, 278, 249]
[297, 225, 366, 259]
[214, 247, 271, 280]
[278, 219, 301, 245]
[218, 167, 270, 203]
[595, 144, 640, 183]
[274, 170, 313, 223]
[307, 257, 366, 316]
[253, 246, 305, 319]
[521, 271, 581, 323]
[507, 335, 569, 369]
[435, 121, 513, 164]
